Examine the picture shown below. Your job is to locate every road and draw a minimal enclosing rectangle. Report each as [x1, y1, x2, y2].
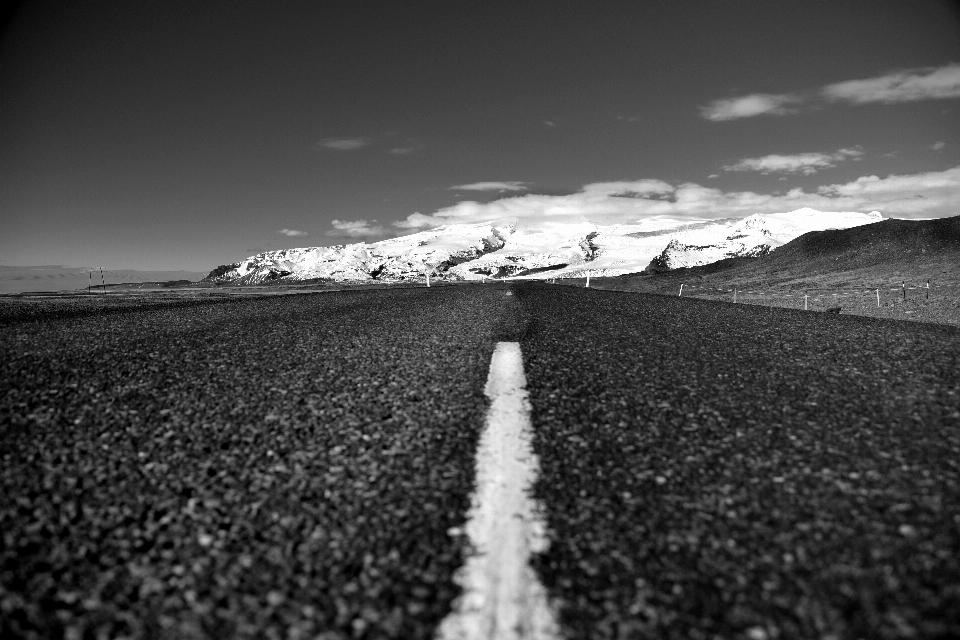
[2, 283, 958, 639]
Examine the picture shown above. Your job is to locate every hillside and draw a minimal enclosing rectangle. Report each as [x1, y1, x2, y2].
[748, 215, 960, 274]
[591, 214, 960, 325]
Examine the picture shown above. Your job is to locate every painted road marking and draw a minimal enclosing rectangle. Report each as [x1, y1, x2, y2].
[437, 342, 559, 640]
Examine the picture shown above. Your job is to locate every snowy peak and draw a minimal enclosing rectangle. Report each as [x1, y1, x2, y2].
[204, 209, 886, 284]
[648, 209, 884, 271]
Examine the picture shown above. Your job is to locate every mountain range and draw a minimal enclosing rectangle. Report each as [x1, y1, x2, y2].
[203, 208, 885, 285]
[633, 213, 960, 290]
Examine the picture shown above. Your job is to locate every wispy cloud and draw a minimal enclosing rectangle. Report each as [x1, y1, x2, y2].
[932, 141, 947, 151]
[700, 93, 800, 121]
[277, 228, 309, 237]
[544, 119, 560, 127]
[317, 137, 369, 151]
[450, 181, 530, 192]
[723, 148, 863, 175]
[388, 166, 960, 230]
[389, 146, 418, 155]
[822, 63, 960, 104]
[704, 63, 960, 120]
[326, 219, 390, 238]
[581, 180, 674, 197]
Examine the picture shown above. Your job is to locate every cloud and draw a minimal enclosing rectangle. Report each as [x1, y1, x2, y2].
[450, 181, 530, 192]
[933, 141, 947, 151]
[394, 212, 436, 229]
[389, 147, 417, 155]
[317, 137, 369, 151]
[388, 166, 960, 229]
[544, 119, 559, 127]
[700, 93, 799, 121]
[277, 228, 309, 237]
[723, 148, 863, 175]
[822, 63, 960, 104]
[326, 219, 390, 239]
[705, 64, 960, 120]
[707, 174, 720, 179]
[580, 180, 674, 197]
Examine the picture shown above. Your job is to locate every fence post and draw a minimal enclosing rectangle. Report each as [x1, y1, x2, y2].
[100, 268, 105, 294]
[902, 280, 905, 301]
[804, 294, 808, 310]
[734, 289, 737, 303]
[927, 279, 930, 300]
[876, 289, 880, 307]
[88, 271, 92, 294]
[585, 271, 590, 288]
[426, 272, 430, 288]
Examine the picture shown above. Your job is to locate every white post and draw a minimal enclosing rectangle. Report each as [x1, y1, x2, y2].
[733, 289, 737, 303]
[426, 272, 430, 288]
[585, 271, 590, 288]
[876, 289, 880, 307]
[678, 283, 683, 297]
[804, 295, 808, 310]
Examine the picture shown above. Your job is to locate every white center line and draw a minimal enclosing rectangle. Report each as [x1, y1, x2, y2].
[437, 342, 560, 640]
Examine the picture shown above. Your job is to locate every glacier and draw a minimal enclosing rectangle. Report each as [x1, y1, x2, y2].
[204, 208, 885, 284]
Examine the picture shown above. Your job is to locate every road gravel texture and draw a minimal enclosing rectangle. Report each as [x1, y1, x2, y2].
[515, 284, 960, 640]
[2, 288, 508, 639]
[3, 284, 959, 639]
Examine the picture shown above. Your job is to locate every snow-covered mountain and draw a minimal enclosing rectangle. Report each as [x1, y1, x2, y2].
[203, 208, 884, 284]
[646, 208, 885, 272]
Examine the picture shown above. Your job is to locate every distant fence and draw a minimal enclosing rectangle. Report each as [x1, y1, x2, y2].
[664, 283, 960, 324]
[681, 283, 957, 305]
[571, 277, 960, 324]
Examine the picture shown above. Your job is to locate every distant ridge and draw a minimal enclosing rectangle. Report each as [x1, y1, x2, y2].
[765, 216, 960, 271]
[0, 266, 208, 294]
[627, 214, 960, 289]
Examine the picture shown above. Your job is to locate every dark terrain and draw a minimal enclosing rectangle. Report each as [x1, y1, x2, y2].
[591, 215, 960, 326]
[2, 284, 959, 639]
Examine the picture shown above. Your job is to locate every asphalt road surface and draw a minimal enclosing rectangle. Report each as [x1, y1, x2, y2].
[2, 283, 958, 639]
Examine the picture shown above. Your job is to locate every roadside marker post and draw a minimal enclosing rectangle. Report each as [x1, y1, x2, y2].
[902, 281, 906, 301]
[426, 272, 430, 288]
[876, 289, 880, 307]
[99, 268, 105, 294]
[678, 283, 683, 296]
[88, 271, 92, 294]
[927, 279, 930, 300]
[733, 289, 737, 303]
[804, 295, 808, 310]
[585, 271, 590, 288]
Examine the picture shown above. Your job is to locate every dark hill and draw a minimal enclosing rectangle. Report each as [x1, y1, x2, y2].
[607, 214, 960, 293]
[763, 215, 960, 272]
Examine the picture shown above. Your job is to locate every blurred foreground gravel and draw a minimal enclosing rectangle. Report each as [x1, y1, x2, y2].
[515, 283, 960, 640]
[1, 288, 507, 639]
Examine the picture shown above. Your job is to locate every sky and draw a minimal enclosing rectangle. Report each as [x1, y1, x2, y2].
[1, 0, 959, 272]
